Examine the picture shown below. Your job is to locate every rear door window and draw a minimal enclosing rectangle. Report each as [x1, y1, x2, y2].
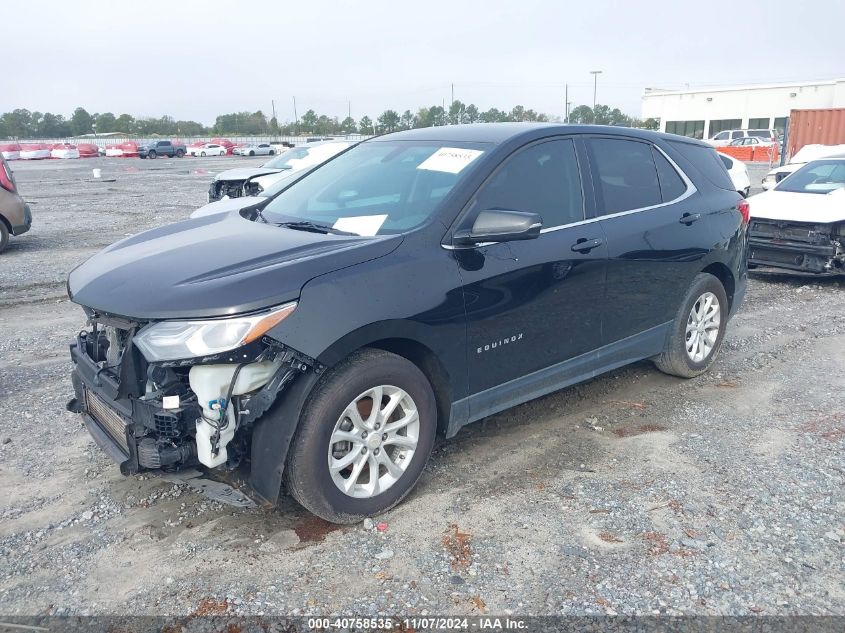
[731, 131, 744, 139]
[587, 138, 662, 214]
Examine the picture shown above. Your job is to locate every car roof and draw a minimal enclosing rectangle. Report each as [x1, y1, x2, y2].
[371, 122, 702, 147]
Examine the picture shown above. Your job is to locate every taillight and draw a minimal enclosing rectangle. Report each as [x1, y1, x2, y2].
[738, 199, 750, 225]
[0, 164, 15, 193]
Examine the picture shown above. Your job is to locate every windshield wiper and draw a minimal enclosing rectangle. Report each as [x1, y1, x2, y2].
[275, 221, 359, 236]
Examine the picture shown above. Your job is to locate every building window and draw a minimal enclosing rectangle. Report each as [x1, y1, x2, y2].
[774, 117, 788, 135]
[748, 117, 771, 129]
[665, 120, 705, 139]
[708, 119, 742, 138]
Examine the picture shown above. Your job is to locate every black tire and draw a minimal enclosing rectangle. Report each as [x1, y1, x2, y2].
[654, 273, 729, 378]
[269, 150, 275, 155]
[285, 348, 437, 523]
[139, 154, 146, 159]
[200, 151, 206, 157]
[148, 150, 157, 159]
[175, 149, 184, 158]
[0, 222, 9, 254]
[249, 150, 255, 156]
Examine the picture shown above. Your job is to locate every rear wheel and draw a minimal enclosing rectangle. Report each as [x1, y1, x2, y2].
[0, 222, 9, 253]
[285, 349, 436, 523]
[175, 149, 184, 158]
[654, 273, 729, 378]
[269, 150, 275, 155]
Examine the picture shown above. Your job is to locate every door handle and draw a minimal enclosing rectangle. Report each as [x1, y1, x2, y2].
[570, 237, 605, 253]
[679, 212, 702, 225]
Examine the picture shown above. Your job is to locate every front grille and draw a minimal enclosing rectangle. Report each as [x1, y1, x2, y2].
[86, 389, 129, 454]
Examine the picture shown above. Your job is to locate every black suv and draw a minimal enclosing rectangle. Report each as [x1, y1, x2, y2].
[67, 124, 747, 523]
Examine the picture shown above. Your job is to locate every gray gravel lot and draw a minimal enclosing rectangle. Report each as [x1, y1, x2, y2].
[0, 158, 842, 618]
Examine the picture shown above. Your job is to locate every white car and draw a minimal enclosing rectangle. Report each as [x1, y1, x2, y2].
[207, 140, 356, 201]
[50, 145, 80, 159]
[761, 144, 845, 190]
[717, 153, 750, 197]
[747, 157, 845, 275]
[707, 129, 779, 147]
[237, 143, 275, 157]
[188, 143, 227, 157]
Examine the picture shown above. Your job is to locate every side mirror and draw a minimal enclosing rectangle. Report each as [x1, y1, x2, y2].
[453, 209, 542, 247]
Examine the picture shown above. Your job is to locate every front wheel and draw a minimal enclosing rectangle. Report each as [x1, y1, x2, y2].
[200, 151, 206, 156]
[148, 150, 157, 159]
[249, 150, 255, 156]
[653, 273, 729, 378]
[285, 349, 437, 523]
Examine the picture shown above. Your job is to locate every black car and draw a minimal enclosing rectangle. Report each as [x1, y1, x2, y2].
[67, 123, 748, 523]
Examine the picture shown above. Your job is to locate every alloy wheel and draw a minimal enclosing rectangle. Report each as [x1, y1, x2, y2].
[685, 291, 720, 363]
[327, 385, 420, 498]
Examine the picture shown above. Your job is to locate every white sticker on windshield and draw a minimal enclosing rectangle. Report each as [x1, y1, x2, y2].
[417, 147, 484, 174]
[333, 214, 388, 236]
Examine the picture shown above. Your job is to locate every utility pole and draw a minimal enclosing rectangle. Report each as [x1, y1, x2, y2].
[348, 101, 351, 119]
[564, 84, 568, 123]
[451, 83, 454, 108]
[292, 96, 298, 136]
[590, 70, 603, 111]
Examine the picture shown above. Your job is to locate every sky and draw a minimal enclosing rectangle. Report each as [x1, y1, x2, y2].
[2, 0, 844, 125]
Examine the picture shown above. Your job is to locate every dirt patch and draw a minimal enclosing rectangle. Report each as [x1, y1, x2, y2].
[293, 515, 343, 544]
[442, 523, 472, 569]
[643, 532, 669, 556]
[613, 424, 667, 438]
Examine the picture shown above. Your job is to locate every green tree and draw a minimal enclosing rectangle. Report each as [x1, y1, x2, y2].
[479, 108, 506, 123]
[2, 109, 34, 137]
[115, 113, 135, 133]
[448, 100, 466, 125]
[269, 117, 280, 135]
[358, 116, 374, 134]
[377, 109, 401, 133]
[70, 107, 94, 135]
[37, 112, 71, 137]
[428, 105, 447, 126]
[95, 112, 117, 133]
[568, 105, 594, 124]
[465, 104, 480, 123]
[340, 116, 357, 133]
[299, 109, 319, 134]
[399, 110, 414, 130]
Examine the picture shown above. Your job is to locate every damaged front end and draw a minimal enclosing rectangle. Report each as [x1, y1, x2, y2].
[67, 306, 315, 492]
[207, 179, 246, 202]
[748, 218, 845, 274]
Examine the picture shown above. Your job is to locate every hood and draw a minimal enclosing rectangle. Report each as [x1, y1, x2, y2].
[214, 167, 284, 182]
[190, 196, 264, 219]
[747, 188, 845, 224]
[68, 212, 402, 320]
[250, 170, 296, 192]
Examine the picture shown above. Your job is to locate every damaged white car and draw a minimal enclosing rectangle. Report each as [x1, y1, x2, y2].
[762, 144, 845, 190]
[207, 140, 356, 202]
[748, 157, 845, 275]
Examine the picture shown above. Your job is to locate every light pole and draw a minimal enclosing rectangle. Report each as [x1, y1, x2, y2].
[590, 70, 603, 111]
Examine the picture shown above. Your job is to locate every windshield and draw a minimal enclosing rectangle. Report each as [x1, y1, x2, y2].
[775, 160, 845, 194]
[261, 140, 488, 235]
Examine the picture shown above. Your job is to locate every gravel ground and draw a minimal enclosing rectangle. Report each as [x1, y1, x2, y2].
[0, 158, 842, 618]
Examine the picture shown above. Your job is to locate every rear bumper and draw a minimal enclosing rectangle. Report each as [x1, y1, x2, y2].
[12, 203, 32, 236]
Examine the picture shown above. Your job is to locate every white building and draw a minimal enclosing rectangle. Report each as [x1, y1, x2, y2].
[641, 78, 845, 140]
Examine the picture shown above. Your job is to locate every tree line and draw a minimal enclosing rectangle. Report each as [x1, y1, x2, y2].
[0, 103, 657, 139]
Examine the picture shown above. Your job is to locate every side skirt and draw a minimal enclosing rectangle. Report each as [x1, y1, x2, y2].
[446, 322, 670, 437]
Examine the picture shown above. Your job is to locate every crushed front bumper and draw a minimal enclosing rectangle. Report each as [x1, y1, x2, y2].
[748, 219, 844, 275]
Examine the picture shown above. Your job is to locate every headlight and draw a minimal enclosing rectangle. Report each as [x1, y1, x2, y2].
[762, 174, 776, 184]
[134, 302, 296, 362]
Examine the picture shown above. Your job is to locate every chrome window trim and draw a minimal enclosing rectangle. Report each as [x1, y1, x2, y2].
[442, 140, 697, 249]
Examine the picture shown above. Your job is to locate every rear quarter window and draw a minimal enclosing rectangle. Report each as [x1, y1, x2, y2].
[668, 140, 735, 191]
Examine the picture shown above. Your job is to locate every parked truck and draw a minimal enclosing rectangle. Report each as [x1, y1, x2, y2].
[138, 140, 186, 159]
